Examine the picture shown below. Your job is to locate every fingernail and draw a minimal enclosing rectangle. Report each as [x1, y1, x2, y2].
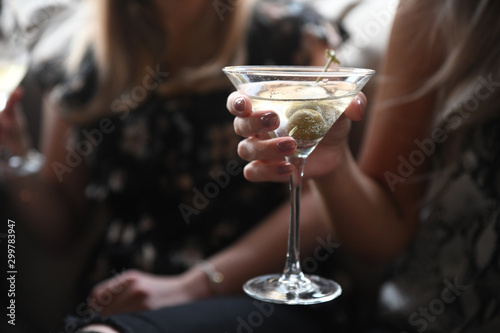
[277, 163, 294, 175]
[260, 112, 279, 128]
[355, 95, 365, 111]
[277, 138, 296, 153]
[234, 97, 246, 112]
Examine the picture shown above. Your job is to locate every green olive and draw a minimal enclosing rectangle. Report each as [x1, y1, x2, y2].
[286, 102, 322, 119]
[286, 108, 327, 140]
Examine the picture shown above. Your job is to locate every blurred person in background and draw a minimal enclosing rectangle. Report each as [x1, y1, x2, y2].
[228, 0, 500, 332]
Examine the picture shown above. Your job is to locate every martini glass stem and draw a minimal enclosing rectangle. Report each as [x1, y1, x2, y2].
[281, 156, 308, 284]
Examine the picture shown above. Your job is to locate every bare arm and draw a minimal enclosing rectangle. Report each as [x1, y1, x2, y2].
[310, 2, 445, 260]
[189, 187, 333, 296]
[88, 186, 333, 315]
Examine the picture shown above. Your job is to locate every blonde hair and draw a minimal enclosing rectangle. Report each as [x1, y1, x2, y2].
[398, 0, 500, 130]
[392, 0, 500, 200]
[61, 0, 255, 123]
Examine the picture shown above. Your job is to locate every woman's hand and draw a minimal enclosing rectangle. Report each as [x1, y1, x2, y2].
[226, 91, 367, 182]
[0, 87, 31, 157]
[89, 269, 211, 315]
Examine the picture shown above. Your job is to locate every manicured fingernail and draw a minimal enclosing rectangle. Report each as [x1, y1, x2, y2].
[234, 97, 246, 112]
[260, 112, 279, 128]
[277, 138, 296, 153]
[356, 95, 365, 111]
[277, 163, 294, 175]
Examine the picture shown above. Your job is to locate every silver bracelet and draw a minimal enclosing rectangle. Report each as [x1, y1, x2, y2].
[7, 148, 45, 176]
[195, 260, 224, 290]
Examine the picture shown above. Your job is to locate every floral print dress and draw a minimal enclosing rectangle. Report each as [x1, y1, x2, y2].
[377, 117, 500, 332]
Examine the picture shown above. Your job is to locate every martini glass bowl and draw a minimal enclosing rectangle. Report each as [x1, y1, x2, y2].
[223, 65, 374, 305]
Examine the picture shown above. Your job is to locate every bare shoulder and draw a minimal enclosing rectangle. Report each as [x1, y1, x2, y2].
[385, 1, 446, 87]
[359, 1, 446, 188]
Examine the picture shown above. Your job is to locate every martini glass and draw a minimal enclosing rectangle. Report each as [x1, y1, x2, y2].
[223, 65, 374, 305]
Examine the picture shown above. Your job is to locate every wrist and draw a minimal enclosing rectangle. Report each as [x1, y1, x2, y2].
[195, 260, 224, 288]
[182, 260, 224, 299]
[311, 142, 351, 186]
[307, 140, 350, 180]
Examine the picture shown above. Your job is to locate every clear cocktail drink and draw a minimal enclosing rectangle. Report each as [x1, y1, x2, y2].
[247, 81, 356, 156]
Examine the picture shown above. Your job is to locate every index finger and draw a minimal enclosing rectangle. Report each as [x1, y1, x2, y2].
[226, 91, 252, 117]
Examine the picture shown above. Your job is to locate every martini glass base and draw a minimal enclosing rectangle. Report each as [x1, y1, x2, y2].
[243, 274, 342, 305]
